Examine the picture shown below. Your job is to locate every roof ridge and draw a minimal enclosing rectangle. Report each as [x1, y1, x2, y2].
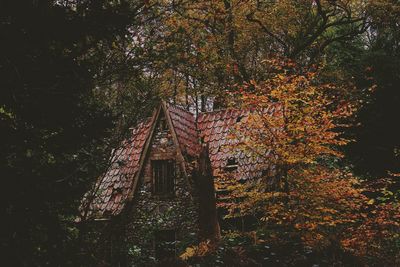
[166, 101, 194, 115]
[198, 103, 282, 116]
[198, 108, 234, 115]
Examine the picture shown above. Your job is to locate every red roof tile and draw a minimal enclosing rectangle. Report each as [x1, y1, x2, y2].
[79, 118, 152, 220]
[166, 104, 201, 157]
[197, 106, 279, 181]
[80, 102, 281, 220]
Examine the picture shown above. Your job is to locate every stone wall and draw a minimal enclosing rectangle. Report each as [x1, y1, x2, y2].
[123, 115, 199, 266]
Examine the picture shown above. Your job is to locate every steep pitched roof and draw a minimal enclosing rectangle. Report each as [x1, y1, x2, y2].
[80, 117, 153, 220]
[80, 102, 281, 220]
[79, 103, 200, 220]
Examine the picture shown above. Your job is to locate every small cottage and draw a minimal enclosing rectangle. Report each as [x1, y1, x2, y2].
[79, 101, 279, 266]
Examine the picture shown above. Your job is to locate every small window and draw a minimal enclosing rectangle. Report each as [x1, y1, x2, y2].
[153, 160, 175, 195]
[154, 230, 176, 261]
[224, 157, 238, 172]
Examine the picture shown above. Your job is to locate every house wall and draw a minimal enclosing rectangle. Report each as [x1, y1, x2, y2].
[123, 115, 199, 266]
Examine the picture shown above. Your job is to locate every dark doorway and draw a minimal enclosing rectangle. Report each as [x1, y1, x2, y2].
[154, 229, 176, 261]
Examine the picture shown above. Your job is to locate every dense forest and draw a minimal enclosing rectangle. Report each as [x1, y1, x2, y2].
[1, 0, 399, 266]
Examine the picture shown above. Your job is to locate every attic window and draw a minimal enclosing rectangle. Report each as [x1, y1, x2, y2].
[154, 229, 176, 261]
[224, 157, 238, 172]
[153, 160, 175, 196]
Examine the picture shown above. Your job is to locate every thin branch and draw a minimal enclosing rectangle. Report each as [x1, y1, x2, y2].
[246, 12, 289, 55]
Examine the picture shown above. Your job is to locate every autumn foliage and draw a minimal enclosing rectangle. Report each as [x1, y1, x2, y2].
[180, 60, 400, 266]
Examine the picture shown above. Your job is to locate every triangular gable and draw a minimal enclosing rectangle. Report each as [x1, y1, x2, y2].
[158, 102, 193, 184]
[127, 102, 194, 201]
[80, 102, 197, 220]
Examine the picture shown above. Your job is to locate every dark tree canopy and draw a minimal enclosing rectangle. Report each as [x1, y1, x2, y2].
[0, 1, 149, 266]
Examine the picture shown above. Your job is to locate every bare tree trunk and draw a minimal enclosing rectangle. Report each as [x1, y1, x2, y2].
[196, 144, 221, 241]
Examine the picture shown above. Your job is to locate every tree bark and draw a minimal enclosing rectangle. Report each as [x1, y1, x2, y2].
[195, 144, 221, 241]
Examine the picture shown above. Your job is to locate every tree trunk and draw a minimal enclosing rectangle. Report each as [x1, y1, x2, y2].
[195, 144, 221, 241]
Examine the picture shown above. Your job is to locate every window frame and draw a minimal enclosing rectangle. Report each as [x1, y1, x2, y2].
[152, 159, 175, 197]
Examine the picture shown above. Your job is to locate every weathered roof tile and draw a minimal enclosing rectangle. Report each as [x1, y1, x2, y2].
[79, 117, 152, 220]
[166, 104, 200, 157]
[81, 102, 280, 220]
[197, 107, 279, 181]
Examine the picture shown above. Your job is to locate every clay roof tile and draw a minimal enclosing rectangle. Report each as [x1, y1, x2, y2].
[81, 103, 280, 220]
